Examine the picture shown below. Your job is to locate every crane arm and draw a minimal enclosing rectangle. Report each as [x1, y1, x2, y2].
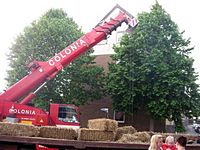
[0, 5, 138, 104]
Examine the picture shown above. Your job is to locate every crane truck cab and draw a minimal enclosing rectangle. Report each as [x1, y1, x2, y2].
[49, 103, 80, 129]
[1, 102, 80, 128]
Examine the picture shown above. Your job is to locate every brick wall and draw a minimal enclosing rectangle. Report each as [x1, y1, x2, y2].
[79, 96, 165, 132]
[79, 55, 165, 132]
[79, 97, 113, 128]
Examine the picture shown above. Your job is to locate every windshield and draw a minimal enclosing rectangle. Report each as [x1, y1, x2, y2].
[58, 105, 79, 123]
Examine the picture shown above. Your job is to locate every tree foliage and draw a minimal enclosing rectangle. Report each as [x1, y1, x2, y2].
[107, 2, 200, 132]
[6, 9, 105, 109]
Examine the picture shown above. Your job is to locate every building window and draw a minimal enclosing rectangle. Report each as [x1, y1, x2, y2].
[116, 31, 125, 44]
[114, 111, 125, 123]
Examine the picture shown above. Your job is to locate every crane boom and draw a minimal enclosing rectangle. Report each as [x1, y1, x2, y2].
[0, 5, 138, 104]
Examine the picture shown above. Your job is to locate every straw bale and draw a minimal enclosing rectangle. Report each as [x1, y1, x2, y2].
[133, 132, 150, 143]
[39, 126, 77, 139]
[117, 132, 150, 143]
[0, 122, 39, 137]
[161, 133, 197, 142]
[88, 118, 118, 132]
[78, 128, 115, 141]
[117, 134, 140, 143]
[150, 132, 199, 144]
[115, 126, 137, 140]
[142, 131, 200, 144]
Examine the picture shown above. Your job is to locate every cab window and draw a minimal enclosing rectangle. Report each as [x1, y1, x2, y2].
[58, 105, 79, 123]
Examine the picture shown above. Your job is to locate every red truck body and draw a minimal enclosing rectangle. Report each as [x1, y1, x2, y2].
[0, 102, 80, 127]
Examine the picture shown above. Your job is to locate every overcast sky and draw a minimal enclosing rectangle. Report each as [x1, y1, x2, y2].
[0, 0, 200, 92]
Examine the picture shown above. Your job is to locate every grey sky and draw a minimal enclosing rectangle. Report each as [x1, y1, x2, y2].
[0, 0, 199, 91]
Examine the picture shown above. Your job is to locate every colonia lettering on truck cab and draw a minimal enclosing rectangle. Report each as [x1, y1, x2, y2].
[9, 106, 36, 115]
[48, 39, 87, 66]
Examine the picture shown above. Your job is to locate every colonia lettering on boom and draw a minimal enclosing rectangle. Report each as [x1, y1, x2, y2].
[48, 39, 87, 66]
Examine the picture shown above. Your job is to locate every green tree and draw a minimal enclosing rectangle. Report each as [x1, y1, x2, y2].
[107, 2, 200, 132]
[6, 9, 105, 109]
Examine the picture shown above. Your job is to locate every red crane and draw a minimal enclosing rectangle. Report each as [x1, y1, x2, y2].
[0, 4, 138, 128]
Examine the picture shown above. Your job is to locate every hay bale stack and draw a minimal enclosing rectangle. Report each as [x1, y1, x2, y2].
[117, 134, 140, 143]
[39, 126, 77, 139]
[78, 128, 115, 141]
[159, 133, 172, 140]
[0, 122, 39, 137]
[151, 132, 198, 144]
[88, 118, 118, 132]
[181, 134, 196, 142]
[161, 133, 197, 143]
[133, 132, 150, 143]
[175, 134, 196, 142]
[117, 132, 150, 143]
[115, 126, 137, 140]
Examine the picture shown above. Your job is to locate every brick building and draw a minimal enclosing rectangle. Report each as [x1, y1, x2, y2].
[79, 21, 165, 132]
